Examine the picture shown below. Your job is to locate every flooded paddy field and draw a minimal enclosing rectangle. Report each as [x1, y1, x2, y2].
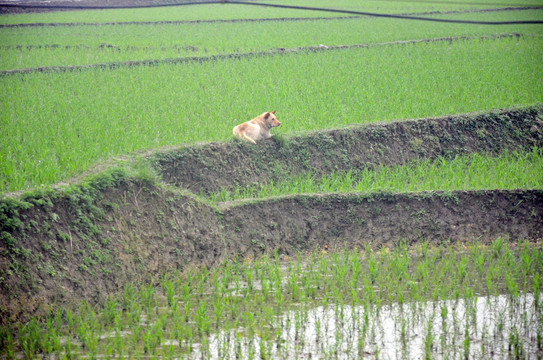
[5, 240, 542, 359]
[200, 293, 540, 359]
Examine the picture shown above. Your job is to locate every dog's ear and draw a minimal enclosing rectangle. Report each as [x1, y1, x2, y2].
[271, 110, 276, 114]
[264, 112, 270, 119]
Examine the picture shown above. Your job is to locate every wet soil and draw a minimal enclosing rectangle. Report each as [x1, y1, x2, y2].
[1, 105, 542, 324]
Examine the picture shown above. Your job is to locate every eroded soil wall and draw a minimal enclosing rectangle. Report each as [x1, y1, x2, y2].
[2, 183, 541, 323]
[221, 190, 543, 257]
[153, 105, 543, 194]
[0, 176, 226, 323]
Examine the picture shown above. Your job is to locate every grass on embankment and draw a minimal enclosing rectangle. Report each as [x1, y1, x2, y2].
[206, 148, 543, 202]
[2, 36, 542, 193]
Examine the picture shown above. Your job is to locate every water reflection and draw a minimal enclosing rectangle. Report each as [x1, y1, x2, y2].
[191, 293, 540, 359]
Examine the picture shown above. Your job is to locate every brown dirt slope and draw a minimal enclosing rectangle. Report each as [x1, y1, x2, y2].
[222, 190, 543, 257]
[0, 173, 227, 324]
[153, 105, 543, 194]
[1, 105, 542, 323]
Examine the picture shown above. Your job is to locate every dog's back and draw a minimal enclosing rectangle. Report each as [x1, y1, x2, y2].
[233, 111, 280, 144]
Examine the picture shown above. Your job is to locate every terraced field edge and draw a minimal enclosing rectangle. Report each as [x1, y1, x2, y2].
[1, 104, 542, 324]
[1, 175, 542, 324]
[153, 104, 543, 194]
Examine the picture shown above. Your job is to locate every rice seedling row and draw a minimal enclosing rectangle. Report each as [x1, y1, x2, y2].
[2, 239, 541, 358]
[0, 0, 521, 26]
[1, 10, 542, 70]
[2, 36, 541, 193]
[205, 148, 543, 202]
[0, 15, 363, 29]
[3, 33, 534, 76]
[1, 6, 537, 29]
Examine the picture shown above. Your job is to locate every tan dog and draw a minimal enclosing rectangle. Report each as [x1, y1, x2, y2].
[233, 111, 281, 144]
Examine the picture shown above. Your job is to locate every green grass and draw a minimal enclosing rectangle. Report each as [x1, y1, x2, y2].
[1, 35, 542, 193]
[0, 0, 524, 25]
[2, 239, 541, 358]
[1, 10, 542, 70]
[206, 148, 543, 201]
[261, 0, 542, 9]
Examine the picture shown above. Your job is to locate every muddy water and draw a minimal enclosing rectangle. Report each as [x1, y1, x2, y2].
[189, 293, 541, 360]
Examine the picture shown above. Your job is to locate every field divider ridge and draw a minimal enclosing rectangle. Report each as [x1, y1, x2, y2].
[152, 104, 543, 195]
[217, 189, 543, 247]
[0, 32, 532, 76]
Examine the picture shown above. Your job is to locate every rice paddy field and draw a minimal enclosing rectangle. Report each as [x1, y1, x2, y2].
[205, 148, 543, 202]
[5, 240, 543, 359]
[1, 0, 543, 358]
[1, 0, 543, 192]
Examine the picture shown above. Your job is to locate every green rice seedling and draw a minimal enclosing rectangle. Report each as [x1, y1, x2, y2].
[127, 300, 142, 327]
[142, 324, 156, 354]
[0, 326, 16, 359]
[506, 272, 520, 299]
[3, 0, 539, 26]
[5, 238, 542, 358]
[463, 324, 471, 360]
[195, 302, 210, 337]
[508, 326, 526, 359]
[161, 273, 176, 307]
[212, 297, 224, 329]
[18, 318, 44, 359]
[424, 312, 436, 360]
[102, 297, 119, 324]
[2, 35, 542, 192]
[537, 317, 543, 351]
[121, 283, 136, 311]
[197, 266, 210, 295]
[140, 282, 156, 313]
[77, 320, 90, 350]
[366, 249, 379, 285]
[439, 303, 449, 349]
[154, 318, 165, 350]
[162, 336, 176, 360]
[533, 271, 540, 310]
[64, 339, 74, 359]
[261, 272, 271, 300]
[485, 264, 499, 297]
[243, 262, 254, 292]
[491, 237, 506, 258]
[457, 256, 469, 283]
[86, 331, 99, 359]
[474, 248, 486, 274]
[45, 315, 63, 355]
[517, 240, 535, 288]
[207, 148, 543, 202]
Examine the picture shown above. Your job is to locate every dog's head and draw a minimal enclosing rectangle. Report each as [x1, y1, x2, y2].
[263, 110, 281, 128]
